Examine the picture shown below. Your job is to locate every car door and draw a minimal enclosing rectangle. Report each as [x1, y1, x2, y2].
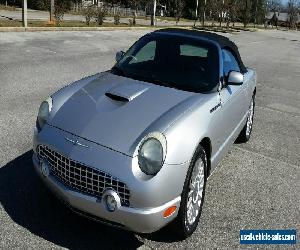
[218, 49, 248, 145]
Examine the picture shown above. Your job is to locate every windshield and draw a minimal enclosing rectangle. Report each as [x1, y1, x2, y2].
[111, 34, 220, 93]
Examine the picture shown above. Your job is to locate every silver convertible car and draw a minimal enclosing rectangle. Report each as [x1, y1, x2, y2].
[33, 29, 256, 238]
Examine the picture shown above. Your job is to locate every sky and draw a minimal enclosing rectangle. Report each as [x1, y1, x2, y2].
[280, 0, 289, 6]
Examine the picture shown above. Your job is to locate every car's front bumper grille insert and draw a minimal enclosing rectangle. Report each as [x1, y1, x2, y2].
[37, 145, 130, 207]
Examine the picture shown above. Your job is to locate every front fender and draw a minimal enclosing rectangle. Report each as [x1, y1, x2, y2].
[163, 92, 220, 165]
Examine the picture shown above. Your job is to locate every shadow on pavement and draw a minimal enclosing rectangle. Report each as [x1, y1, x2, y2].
[0, 150, 145, 249]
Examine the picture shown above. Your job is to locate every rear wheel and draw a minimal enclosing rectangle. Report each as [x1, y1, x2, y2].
[236, 95, 255, 143]
[173, 146, 207, 239]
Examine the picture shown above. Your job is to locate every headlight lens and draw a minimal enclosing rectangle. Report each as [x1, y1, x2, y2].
[138, 135, 166, 176]
[37, 97, 52, 130]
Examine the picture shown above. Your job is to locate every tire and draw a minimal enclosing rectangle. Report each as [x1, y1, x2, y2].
[173, 146, 208, 239]
[236, 94, 255, 143]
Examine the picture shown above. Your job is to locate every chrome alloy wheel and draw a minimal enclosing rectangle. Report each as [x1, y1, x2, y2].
[185, 158, 205, 226]
[246, 98, 254, 136]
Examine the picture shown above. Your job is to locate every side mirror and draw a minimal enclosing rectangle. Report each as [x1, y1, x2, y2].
[115, 51, 125, 62]
[227, 71, 243, 86]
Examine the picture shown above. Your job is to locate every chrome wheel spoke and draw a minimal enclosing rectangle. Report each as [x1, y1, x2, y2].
[246, 99, 254, 136]
[186, 158, 205, 226]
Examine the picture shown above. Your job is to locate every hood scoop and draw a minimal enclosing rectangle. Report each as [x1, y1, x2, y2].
[105, 82, 149, 102]
[105, 92, 129, 102]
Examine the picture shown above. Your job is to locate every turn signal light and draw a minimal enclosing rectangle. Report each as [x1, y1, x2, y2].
[163, 206, 177, 218]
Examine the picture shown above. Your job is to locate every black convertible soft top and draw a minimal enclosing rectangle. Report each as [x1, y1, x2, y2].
[153, 28, 247, 74]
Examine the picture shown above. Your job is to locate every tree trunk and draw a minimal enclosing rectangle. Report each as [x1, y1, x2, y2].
[202, 0, 206, 27]
[50, 0, 55, 22]
[254, 0, 258, 28]
[133, 9, 137, 26]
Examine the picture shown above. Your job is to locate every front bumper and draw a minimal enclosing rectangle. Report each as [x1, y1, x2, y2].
[33, 153, 181, 233]
[32, 125, 188, 233]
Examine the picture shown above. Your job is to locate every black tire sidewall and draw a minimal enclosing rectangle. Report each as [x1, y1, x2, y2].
[176, 146, 208, 238]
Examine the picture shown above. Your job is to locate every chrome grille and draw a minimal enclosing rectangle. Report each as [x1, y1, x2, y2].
[37, 145, 130, 207]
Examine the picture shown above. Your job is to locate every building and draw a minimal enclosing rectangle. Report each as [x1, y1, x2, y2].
[81, 0, 102, 7]
[265, 12, 300, 27]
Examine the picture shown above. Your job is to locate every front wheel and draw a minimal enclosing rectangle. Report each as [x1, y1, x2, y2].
[173, 146, 207, 239]
[236, 95, 255, 143]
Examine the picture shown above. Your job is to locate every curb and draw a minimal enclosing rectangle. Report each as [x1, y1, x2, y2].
[0, 26, 159, 32]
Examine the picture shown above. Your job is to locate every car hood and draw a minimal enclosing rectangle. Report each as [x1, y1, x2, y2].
[50, 72, 196, 156]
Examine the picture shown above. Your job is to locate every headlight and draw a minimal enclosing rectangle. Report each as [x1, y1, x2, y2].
[138, 132, 167, 175]
[37, 97, 52, 130]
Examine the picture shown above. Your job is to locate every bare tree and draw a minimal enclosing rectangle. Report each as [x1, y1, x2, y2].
[229, 0, 240, 27]
[201, 0, 207, 27]
[83, 5, 94, 26]
[131, 0, 144, 25]
[95, 4, 107, 25]
[223, 0, 232, 29]
[207, 0, 221, 26]
[54, 0, 72, 25]
[203, 0, 269, 28]
[174, 0, 184, 24]
[253, 0, 267, 27]
[287, 0, 300, 29]
[267, 0, 281, 13]
[240, 0, 252, 27]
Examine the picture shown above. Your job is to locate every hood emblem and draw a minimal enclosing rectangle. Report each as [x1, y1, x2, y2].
[65, 136, 89, 148]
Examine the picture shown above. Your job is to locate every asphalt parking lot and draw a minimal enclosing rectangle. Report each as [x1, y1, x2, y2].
[0, 29, 299, 249]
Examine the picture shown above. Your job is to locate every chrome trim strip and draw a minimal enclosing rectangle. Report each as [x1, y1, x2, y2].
[65, 136, 89, 148]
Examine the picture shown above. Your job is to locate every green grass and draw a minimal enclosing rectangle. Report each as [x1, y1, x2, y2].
[68, 10, 142, 19]
[67, 11, 194, 23]
[0, 18, 268, 32]
[0, 4, 16, 11]
[0, 20, 22, 27]
[193, 21, 271, 32]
